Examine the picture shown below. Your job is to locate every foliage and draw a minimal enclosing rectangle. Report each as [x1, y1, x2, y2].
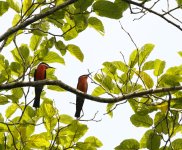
[0, 0, 181, 150]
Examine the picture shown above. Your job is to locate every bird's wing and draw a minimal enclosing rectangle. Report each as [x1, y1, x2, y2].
[44, 70, 46, 79]
[34, 69, 37, 81]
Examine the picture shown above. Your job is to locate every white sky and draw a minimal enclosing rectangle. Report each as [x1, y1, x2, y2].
[1, 1, 182, 149]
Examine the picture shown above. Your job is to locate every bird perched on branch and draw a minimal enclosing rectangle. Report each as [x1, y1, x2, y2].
[33, 62, 54, 108]
[75, 73, 91, 118]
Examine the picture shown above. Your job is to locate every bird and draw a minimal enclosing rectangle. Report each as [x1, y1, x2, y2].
[75, 73, 91, 118]
[33, 62, 54, 108]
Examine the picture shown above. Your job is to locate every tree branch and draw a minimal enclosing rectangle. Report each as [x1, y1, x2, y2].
[0, 0, 77, 42]
[123, 0, 182, 31]
[0, 80, 182, 103]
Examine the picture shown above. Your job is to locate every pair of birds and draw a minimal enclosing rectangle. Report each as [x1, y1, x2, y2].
[33, 62, 89, 118]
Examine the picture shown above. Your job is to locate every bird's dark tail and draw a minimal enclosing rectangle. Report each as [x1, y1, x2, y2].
[33, 86, 43, 108]
[75, 96, 85, 118]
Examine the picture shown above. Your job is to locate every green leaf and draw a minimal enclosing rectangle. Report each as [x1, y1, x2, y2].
[75, 142, 96, 150]
[129, 44, 154, 68]
[114, 0, 129, 12]
[31, 20, 50, 36]
[67, 44, 84, 62]
[0, 1, 9, 16]
[93, 0, 123, 19]
[0, 113, 4, 122]
[0, 54, 5, 69]
[172, 139, 182, 149]
[103, 61, 117, 75]
[12, 14, 20, 26]
[44, 117, 57, 132]
[36, 47, 48, 60]
[106, 103, 114, 118]
[178, 51, 182, 57]
[42, 51, 65, 64]
[0, 96, 9, 105]
[55, 0, 66, 5]
[142, 60, 155, 71]
[136, 71, 154, 88]
[47, 85, 65, 92]
[5, 103, 18, 118]
[11, 47, 21, 62]
[154, 112, 168, 134]
[139, 43, 154, 66]
[0, 124, 7, 132]
[10, 62, 23, 74]
[140, 129, 161, 150]
[59, 114, 74, 124]
[128, 49, 138, 68]
[11, 44, 30, 63]
[19, 44, 30, 60]
[74, 0, 94, 11]
[12, 88, 23, 99]
[159, 146, 171, 150]
[171, 97, 182, 109]
[158, 74, 181, 86]
[37, 0, 45, 3]
[55, 40, 67, 56]
[88, 17, 104, 35]
[59, 120, 88, 143]
[85, 136, 103, 148]
[130, 114, 153, 127]
[43, 103, 56, 118]
[23, 0, 33, 15]
[0, 72, 7, 84]
[115, 139, 139, 150]
[92, 86, 105, 96]
[30, 35, 42, 51]
[112, 61, 128, 72]
[39, 37, 54, 49]
[6, 0, 20, 13]
[62, 23, 78, 40]
[47, 8, 65, 20]
[153, 59, 165, 76]
[46, 68, 57, 80]
[136, 98, 157, 115]
[74, 14, 88, 33]
[5, 30, 23, 47]
[21, 106, 35, 122]
[128, 99, 138, 113]
[176, 0, 182, 6]
[18, 124, 35, 140]
[166, 65, 182, 75]
[100, 75, 113, 91]
[28, 134, 50, 148]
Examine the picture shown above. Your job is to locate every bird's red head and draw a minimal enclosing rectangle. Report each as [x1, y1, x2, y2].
[35, 62, 54, 81]
[79, 73, 91, 79]
[78, 73, 91, 81]
[37, 62, 54, 70]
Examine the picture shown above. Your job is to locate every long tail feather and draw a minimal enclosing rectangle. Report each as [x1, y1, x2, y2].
[33, 86, 43, 108]
[75, 96, 85, 118]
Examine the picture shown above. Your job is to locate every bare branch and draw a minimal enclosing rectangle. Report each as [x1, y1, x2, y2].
[0, 80, 182, 104]
[123, 0, 182, 31]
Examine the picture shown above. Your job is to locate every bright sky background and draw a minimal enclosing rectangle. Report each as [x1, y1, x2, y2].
[1, 1, 182, 149]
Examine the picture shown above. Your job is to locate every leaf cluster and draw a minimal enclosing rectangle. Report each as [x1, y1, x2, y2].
[91, 43, 182, 149]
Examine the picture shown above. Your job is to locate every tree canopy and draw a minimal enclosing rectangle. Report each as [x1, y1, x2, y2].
[0, 0, 182, 149]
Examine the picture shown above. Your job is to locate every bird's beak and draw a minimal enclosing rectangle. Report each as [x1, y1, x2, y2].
[86, 72, 93, 76]
[48, 66, 55, 69]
